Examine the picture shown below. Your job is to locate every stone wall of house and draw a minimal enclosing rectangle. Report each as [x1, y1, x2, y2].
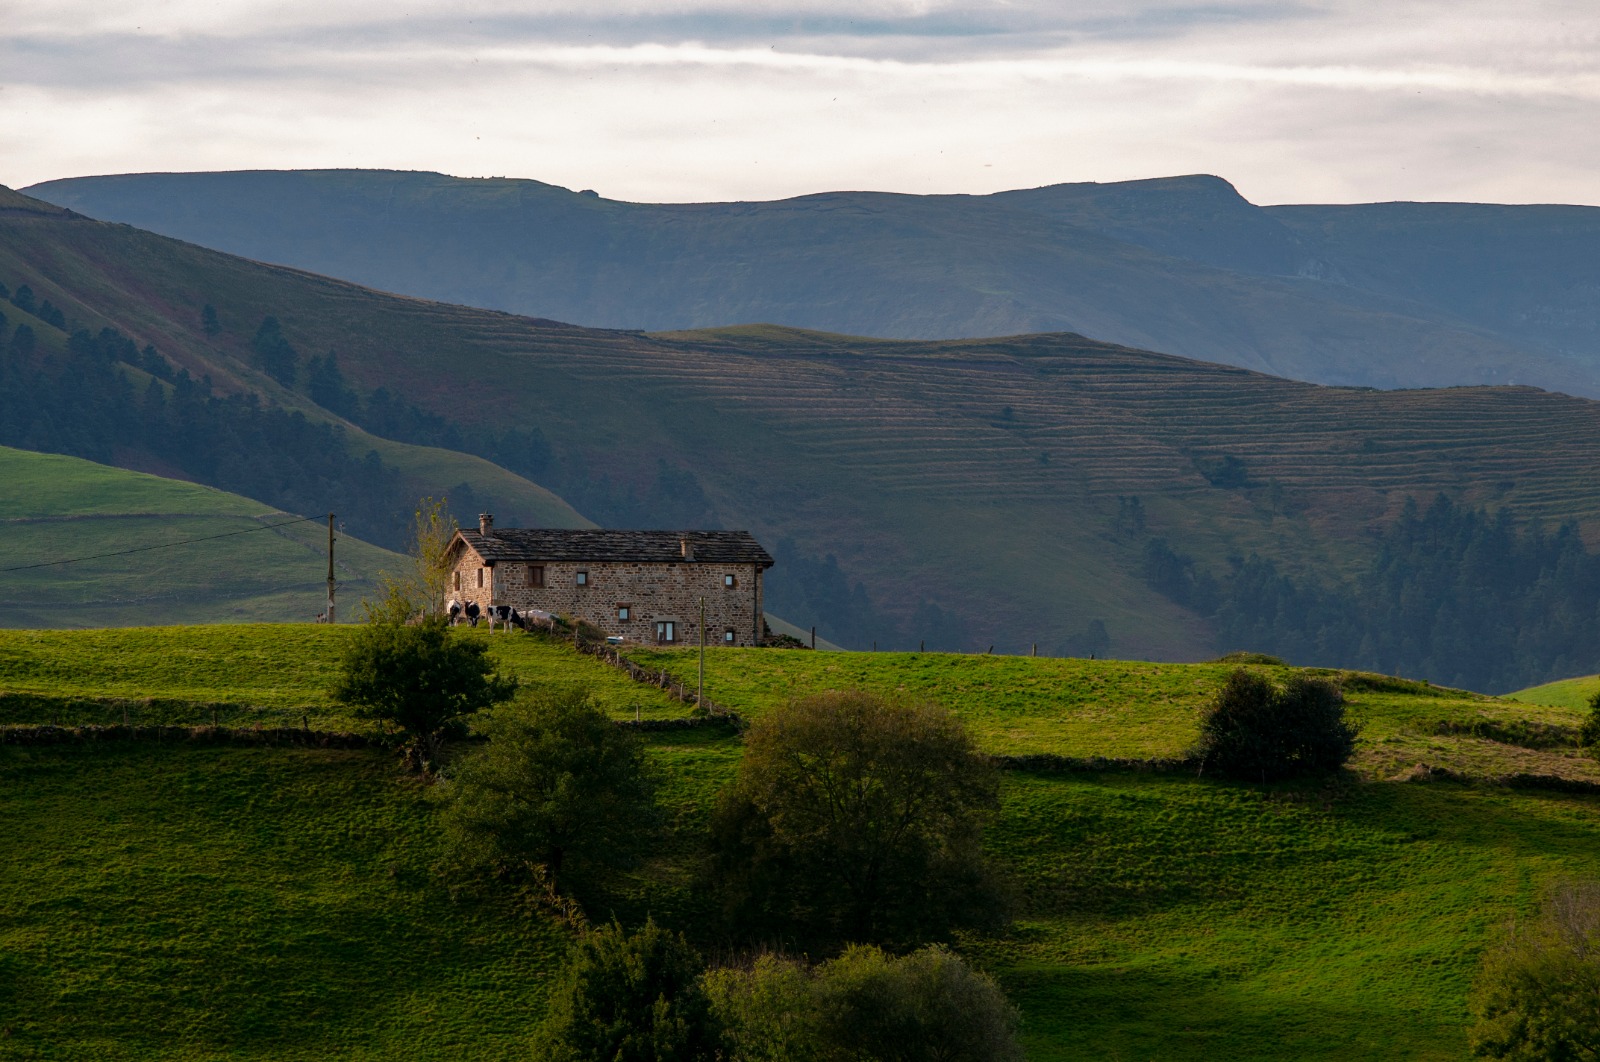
[449, 551, 766, 646]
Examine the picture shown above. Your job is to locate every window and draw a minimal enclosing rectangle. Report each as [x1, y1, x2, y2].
[476, 568, 483, 588]
[530, 566, 545, 588]
[617, 605, 630, 621]
[723, 573, 737, 588]
[724, 629, 736, 643]
[576, 570, 589, 587]
[453, 571, 461, 591]
[655, 621, 676, 644]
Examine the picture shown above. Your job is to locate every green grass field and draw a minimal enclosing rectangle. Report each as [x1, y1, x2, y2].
[0, 625, 684, 729]
[0, 446, 400, 628]
[629, 646, 1600, 782]
[1508, 673, 1600, 712]
[4, 626, 1600, 1059]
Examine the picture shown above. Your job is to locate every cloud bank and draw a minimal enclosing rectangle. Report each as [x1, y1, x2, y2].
[3, 0, 1597, 204]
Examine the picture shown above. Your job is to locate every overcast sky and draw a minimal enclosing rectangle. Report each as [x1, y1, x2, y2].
[3, 0, 1598, 205]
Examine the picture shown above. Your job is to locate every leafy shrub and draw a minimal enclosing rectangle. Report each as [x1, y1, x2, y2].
[438, 687, 656, 895]
[1582, 689, 1600, 756]
[1470, 879, 1600, 1059]
[330, 616, 514, 771]
[709, 690, 1004, 948]
[706, 945, 1023, 1062]
[1195, 669, 1357, 782]
[532, 919, 719, 1062]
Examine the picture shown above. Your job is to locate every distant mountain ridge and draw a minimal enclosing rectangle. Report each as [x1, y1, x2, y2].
[25, 169, 1600, 396]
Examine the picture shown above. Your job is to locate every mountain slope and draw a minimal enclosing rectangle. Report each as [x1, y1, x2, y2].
[11, 184, 1600, 673]
[26, 169, 1596, 396]
[0, 445, 399, 626]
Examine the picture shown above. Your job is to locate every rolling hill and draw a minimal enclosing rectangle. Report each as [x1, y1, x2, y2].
[10, 182, 1600, 681]
[0, 445, 399, 627]
[24, 169, 1600, 396]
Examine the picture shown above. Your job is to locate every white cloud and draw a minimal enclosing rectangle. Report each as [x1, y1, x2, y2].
[3, 0, 1599, 204]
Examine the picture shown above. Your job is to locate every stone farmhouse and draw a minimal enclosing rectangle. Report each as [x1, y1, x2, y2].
[446, 515, 775, 646]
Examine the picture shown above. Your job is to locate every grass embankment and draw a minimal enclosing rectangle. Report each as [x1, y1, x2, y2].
[4, 628, 1600, 1059]
[628, 647, 1600, 782]
[0, 625, 684, 730]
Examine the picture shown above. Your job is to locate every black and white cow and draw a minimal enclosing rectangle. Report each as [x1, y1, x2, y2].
[464, 601, 481, 628]
[446, 599, 463, 627]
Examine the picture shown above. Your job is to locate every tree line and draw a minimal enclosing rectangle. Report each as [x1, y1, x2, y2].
[1142, 494, 1600, 693]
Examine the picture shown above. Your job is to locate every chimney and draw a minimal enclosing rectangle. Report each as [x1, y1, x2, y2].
[479, 513, 494, 535]
[680, 536, 695, 561]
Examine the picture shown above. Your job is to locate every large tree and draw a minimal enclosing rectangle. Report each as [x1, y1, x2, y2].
[1194, 669, 1357, 782]
[439, 687, 657, 894]
[331, 616, 514, 771]
[709, 690, 1003, 948]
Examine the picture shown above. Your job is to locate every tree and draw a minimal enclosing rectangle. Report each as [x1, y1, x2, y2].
[201, 303, 220, 336]
[532, 919, 719, 1062]
[705, 946, 1024, 1062]
[251, 315, 298, 387]
[1195, 669, 1357, 782]
[330, 616, 514, 771]
[1470, 879, 1600, 1059]
[709, 690, 1004, 948]
[439, 687, 656, 894]
[368, 497, 458, 622]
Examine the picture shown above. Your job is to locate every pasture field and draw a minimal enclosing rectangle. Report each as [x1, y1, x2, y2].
[4, 626, 1600, 1059]
[1508, 673, 1600, 712]
[0, 625, 684, 729]
[0, 446, 399, 629]
[628, 646, 1600, 782]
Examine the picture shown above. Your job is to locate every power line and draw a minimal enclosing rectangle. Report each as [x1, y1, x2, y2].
[0, 515, 324, 574]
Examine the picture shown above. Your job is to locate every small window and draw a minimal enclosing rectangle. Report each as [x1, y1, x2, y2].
[724, 629, 736, 643]
[655, 621, 676, 644]
[530, 566, 545, 588]
[617, 605, 630, 621]
[453, 571, 461, 591]
[723, 573, 737, 588]
[576, 570, 589, 587]
[476, 568, 484, 588]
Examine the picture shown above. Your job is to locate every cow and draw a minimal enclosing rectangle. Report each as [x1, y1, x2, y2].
[446, 599, 463, 627]
[465, 601, 481, 628]
[487, 604, 515, 632]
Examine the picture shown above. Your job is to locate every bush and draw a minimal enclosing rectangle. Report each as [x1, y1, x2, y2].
[532, 919, 719, 1062]
[330, 616, 514, 771]
[1581, 688, 1600, 755]
[709, 690, 1004, 948]
[703, 954, 827, 1062]
[1195, 669, 1357, 782]
[1470, 879, 1600, 1059]
[706, 945, 1023, 1062]
[438, 687, 656, 895]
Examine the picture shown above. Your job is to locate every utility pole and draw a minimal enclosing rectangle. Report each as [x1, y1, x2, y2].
[326, 512, 337, 625]
[698, 595, 707, 710]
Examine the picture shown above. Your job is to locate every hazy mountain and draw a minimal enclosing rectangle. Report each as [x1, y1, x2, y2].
[26, 170, 1600, 396]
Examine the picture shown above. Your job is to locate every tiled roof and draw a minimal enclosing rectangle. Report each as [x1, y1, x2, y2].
[456, 528, 774, 567]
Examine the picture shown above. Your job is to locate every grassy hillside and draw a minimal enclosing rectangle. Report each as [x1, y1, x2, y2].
[0, 185, 589, 544]
[12, 184, 1600, 671]
[1508, 673, 1600, 712]
[23, 170, 1595, 397]
[3, 626, 1600, 1059]
[0, 446, 399, 628]
[0, 625, 684, 728]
